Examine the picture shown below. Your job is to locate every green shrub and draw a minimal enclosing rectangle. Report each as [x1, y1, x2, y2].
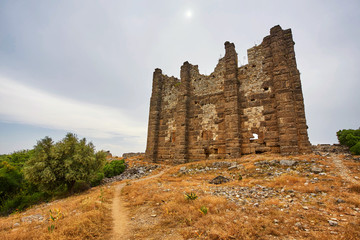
[199, 206, 208, 215]
[0, 134, 108, 215]
[103, 160, 126, 178]
[350, 142, 360, 155]
[185, 192, 198, 201]
[0, 161, 23, 200]
[71, 180, 90, 193]
[90, 172, 104, 187]
[0, 191, 49, 215]
[337, 129, 360, 148]
[24, 133, 107, 192]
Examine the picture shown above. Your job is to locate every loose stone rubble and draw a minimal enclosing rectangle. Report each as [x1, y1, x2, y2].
[102, 164, 160, 184]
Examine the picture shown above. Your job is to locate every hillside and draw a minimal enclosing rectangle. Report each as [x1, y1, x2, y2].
[1, 148, 360, 239]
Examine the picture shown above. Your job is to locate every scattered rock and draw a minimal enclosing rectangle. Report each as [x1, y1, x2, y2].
[212, 162, 233, 168]
[254, 160, 279, 166]
[336, 198, 345, 204]
[328, 220, 338, 226]
[310, 166, 323, 174]
[13, 223, 20, 227]
[209, 176, 230, 185]
[295, 222, 304, 230]
[312, 144, 350, 154]
[280, 160, 297, 167]
[122, 152, 144, 159]
[228, 164, 238, 170]
[102, 164, 160, 183]
[21, 214, 44, 223]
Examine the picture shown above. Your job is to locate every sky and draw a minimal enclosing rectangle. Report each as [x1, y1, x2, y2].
[0, 0, 359, 156]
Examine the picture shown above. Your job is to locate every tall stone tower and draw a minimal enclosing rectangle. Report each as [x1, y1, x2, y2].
[145, 25, 312, 163]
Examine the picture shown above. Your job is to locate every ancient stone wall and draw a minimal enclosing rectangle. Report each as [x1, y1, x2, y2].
[145, 25, 312, 163]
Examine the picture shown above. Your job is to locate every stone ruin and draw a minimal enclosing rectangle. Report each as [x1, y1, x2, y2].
[145, 25, 312, 163]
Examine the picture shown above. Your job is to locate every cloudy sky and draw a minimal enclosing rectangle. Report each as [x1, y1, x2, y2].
[0, 0, 359, 156]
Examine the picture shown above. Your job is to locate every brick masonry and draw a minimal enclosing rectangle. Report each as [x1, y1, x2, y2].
[145, 25, 312, 163]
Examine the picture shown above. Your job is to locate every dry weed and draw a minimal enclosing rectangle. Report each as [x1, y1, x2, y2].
[0, 186, 113, 240]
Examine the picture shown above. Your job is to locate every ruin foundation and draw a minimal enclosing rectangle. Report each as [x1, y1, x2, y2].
[145, 25, 312, 163]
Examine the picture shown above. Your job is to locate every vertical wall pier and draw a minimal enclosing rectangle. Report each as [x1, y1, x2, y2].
[223, 42, 242, 158]
[268, 25, 310, 154]
[145, 68, 163, 162]
[174, 61, 191, 163]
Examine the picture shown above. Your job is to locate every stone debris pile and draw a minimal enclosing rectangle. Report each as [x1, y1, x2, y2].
[102, 164, 160, 184]
[178, 161, 242, 175]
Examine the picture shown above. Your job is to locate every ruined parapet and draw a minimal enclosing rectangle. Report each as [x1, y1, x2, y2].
[145, 25, 312, 163]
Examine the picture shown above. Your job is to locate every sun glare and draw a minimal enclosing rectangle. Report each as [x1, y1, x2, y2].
[185, 9, 192, 18]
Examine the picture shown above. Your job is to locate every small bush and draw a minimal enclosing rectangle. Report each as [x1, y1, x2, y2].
[199, 206, 208, 215]
[103, 159, 126, 178]
[185, 192, 198, 201]
[71, 180, 90, 193]
[350, 142, 360, 155]
[0, 191, 49, 215]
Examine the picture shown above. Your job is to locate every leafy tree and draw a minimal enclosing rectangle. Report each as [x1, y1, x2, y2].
[103, 159, 126, 178]
[350, 142, 360, 155]
[0, 150, 43, 215]
[337, 128, 360, 154]
[0, 161, 23, 201]
[337, 129, 360, 147]
[0, 150, 34, 201]
[24, 133, 106, 192]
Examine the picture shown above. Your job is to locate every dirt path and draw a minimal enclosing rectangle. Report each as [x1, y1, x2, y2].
[331, 154, 359, 184]
[111, 168, 170, 239]
[111, 183, 127, 239]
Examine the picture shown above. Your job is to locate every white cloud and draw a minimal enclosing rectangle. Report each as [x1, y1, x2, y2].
[0, 76, 147, 139]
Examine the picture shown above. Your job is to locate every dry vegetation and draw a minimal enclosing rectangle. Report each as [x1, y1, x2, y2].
[122, 153, 360, 239]
[1, 153, 360, 239]
[0, 184, 114, 240]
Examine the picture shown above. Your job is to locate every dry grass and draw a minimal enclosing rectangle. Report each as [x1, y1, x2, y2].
[2, 153, 360, 239]
[121, 153, 360, 239]
[349, 184, 360, 193]
[0, 185, 113, 240]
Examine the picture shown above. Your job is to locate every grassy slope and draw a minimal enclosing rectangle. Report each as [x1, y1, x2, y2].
[0, 184, 113, 240]
[123, 153, 360, 239]
[1, 153, 360, 239]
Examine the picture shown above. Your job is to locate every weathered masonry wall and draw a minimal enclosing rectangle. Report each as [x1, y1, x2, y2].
[145, 25, 312, 163]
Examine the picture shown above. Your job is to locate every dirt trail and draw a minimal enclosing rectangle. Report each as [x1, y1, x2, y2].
[111, 168, 170, 240]
[111, 183, 127, 239]
[331, 154, 359, 184]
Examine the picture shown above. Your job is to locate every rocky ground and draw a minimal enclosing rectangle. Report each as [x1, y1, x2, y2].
[121, 146, 360, 239]
[2, 145, 360, 239]
[102, 163, 160, 184]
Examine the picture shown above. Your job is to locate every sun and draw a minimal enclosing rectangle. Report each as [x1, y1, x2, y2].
[185, 9, 193, 19]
